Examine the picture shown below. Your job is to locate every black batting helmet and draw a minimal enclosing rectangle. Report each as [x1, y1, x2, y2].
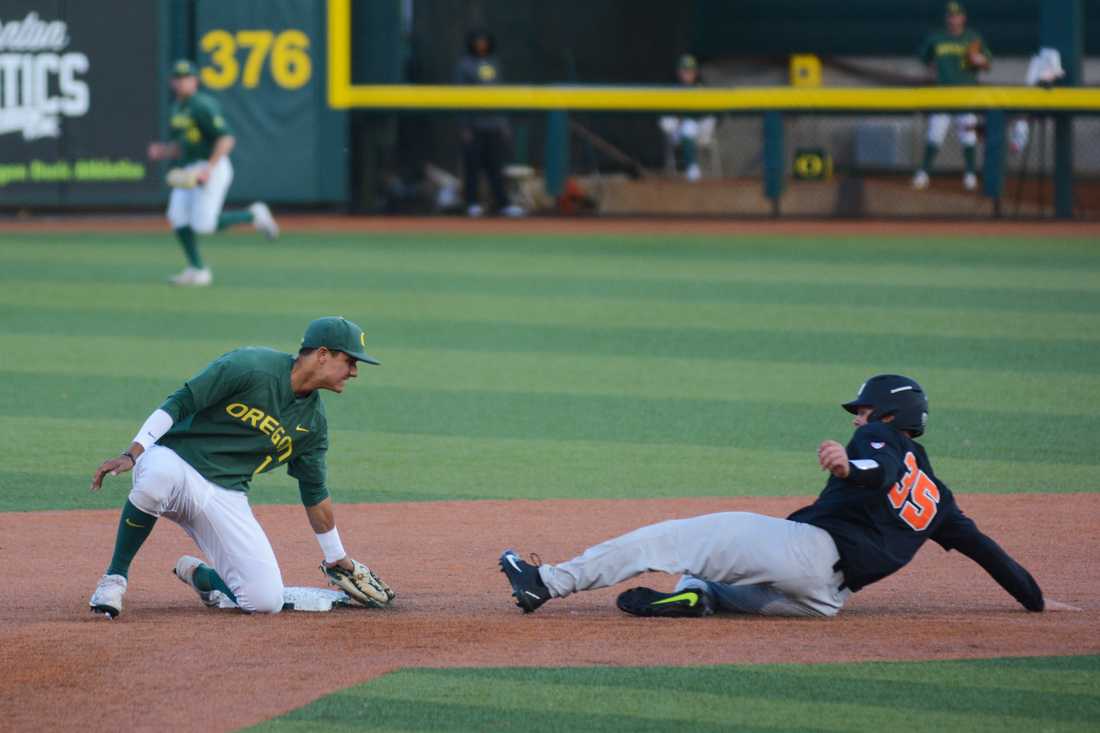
[842, 374, 929, 437]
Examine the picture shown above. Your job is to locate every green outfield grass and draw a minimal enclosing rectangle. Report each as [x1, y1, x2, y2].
[249, 655, 1100, 732]
[1, 230, 1098, 511]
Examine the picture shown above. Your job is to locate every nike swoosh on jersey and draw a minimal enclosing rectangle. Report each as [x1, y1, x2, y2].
[295, 425, 309, 433]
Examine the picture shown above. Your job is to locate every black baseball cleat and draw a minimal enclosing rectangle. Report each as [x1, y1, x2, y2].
[499, 549, 552, 613]
[616, 587, 715, 618]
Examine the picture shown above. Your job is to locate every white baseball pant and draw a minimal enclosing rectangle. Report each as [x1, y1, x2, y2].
[658, 116, 716, 143]
[166, 157, 233, 234]
[538, 511, 850, 617]
[128, 444, 283, 613]
[926, 113, 979, 147]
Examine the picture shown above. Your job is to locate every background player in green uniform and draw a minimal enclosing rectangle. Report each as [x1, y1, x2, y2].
[912, 2, 991, 191]
[87, 317, 390, 617]
[658, 54, 717, 182]
[147, 59, 279, 287]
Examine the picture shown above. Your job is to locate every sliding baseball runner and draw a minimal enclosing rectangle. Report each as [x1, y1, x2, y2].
[88, 317, 394, 617]
[502, 374, 1078, 617]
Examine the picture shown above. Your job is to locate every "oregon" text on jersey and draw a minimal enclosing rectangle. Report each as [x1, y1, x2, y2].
[225, 402, 293, 460]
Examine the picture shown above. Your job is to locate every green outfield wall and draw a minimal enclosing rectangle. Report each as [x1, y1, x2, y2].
[0, 0, 346, 207]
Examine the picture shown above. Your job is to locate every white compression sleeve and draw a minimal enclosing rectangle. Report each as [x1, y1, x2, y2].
[132, 408, 174, 450]
[316, 528, 346, 564]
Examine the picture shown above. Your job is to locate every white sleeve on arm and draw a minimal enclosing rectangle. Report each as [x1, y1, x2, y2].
[132, 409, 174, 450]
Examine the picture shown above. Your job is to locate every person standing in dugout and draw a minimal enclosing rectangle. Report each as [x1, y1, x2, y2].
[147, 59, 280, 287]
[88, 317, 394, 617]
[501, 374, 1079, 618]
[912, 2, 991, 192]
[454, 29, 524, 218]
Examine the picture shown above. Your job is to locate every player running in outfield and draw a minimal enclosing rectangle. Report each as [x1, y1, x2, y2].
[147, 59, 279, 287]
[88, 317, 393, 617]
[501, 374, 1078, 617]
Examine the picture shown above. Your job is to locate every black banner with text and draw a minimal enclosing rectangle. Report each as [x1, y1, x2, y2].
[0, 1, 162, 206]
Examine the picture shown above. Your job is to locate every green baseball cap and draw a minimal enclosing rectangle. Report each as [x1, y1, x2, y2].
[945, 2, 965, 16]
[301, 317, 380, 365]
[678, 54, 698, 71]
[171, 59, 198, 78]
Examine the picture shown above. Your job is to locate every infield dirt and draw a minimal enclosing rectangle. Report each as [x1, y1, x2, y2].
[1, 494, 1096, 732]
[1, 213, 1099, 238]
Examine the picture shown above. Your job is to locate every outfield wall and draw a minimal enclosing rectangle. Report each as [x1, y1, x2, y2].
[0, 0, 346, 208]
[1, 0, 1095, 217]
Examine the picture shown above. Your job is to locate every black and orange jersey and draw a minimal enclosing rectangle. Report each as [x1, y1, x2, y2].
[788, 422, 1043, 609]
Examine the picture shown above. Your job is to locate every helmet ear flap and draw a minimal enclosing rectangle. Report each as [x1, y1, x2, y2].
[872, 406, 897, 423]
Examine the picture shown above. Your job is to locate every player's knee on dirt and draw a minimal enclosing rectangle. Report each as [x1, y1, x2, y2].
[236, 580, 284, 614]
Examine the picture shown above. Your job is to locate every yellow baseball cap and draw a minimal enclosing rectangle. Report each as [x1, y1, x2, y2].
[301, 317, 380, 365]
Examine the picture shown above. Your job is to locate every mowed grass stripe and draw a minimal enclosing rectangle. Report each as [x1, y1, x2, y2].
[3, 374, 1097, 467]
[5, 335, 1098, 417]
[6, 230, 1100, 271]
[8, 235, 1100, 290]
[3, 309, 1097, 374]
[5, 286, 1100, 342]
[4, 260, 1100, 314]
[3, 417, 1093, 512]
[253, 656, 1100, 733]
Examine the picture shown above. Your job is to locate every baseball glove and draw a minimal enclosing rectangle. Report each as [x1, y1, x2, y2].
[165, 167, 200, 189]
[321, 559, 395, 608]
[965, 39, 987, 69]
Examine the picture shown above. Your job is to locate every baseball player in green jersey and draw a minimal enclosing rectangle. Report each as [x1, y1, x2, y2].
[147, 59, 279, 287]
[87, 317, 392, 617]
[912, 2, 991, 192]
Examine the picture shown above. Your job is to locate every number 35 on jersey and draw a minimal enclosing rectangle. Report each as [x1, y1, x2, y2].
[887, 452, 941, 531]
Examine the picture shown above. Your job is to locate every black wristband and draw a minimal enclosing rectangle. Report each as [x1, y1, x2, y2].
[122, 451, 137, 466]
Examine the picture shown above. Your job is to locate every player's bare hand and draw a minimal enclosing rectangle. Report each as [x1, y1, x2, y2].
[818, 440, 850, 478]
[195, 167, 211, 185]
[1044, 598, 1083, 612]
[147, 142, 170, 160]
[90, 455, 135, 492]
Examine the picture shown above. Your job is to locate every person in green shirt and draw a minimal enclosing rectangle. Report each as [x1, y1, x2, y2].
[911, 2, 991, 192]
[87, 317, 391, 617]
[147, 59, 280, 287]
[658, 54, 717, 183]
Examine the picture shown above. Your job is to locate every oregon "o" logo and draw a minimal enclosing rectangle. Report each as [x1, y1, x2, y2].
[795, 153, 823, 177]
[792, 148, 832, 181]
